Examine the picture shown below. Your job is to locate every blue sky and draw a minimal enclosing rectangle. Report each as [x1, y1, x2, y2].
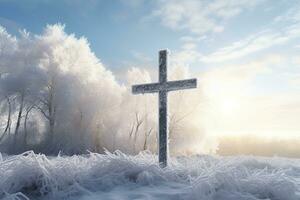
[0, 0, 298, 71]
[0, 0, 300, 136]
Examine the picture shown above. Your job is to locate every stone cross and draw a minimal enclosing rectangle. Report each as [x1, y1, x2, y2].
[132, 49, 197, 167]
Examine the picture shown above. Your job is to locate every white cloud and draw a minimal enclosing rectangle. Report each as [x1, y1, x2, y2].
[180, 35, 207, 43]
[150, 0, 264, 36]
[201, 24, 300, 63]
[273, 4, 300, 23]
[172, 48, 202, 67]
[148, 0, 300, 66]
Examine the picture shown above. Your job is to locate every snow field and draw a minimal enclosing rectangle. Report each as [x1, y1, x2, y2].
[0, 150, 299, 200]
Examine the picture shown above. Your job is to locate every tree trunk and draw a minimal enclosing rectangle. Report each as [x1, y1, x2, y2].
[143, 128, 153, 151]
[79, 110, 84, 150]
[49, 117, 55, 145]
[47, 80, 56, 146]
[14, 92, 25, 146]
[0, 96, 12, 142]
[23, 105, 34, 148]
[95, 124, 101, 152]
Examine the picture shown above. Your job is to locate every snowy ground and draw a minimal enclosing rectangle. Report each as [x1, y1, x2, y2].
[0, 151, 299, 200]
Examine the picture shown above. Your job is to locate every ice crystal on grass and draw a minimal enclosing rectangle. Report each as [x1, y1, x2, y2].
[0, 151, 299, 200]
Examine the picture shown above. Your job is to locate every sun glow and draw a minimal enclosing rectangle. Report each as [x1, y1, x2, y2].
[204, 79, 242, 117]
[219, 98, 240, 116]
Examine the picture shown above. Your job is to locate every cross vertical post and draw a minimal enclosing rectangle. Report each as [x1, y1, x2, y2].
[158, 50, 168, 167]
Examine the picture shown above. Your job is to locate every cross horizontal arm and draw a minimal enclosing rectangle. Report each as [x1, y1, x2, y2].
[166, 78, 197, 92]
[132, 82, 161, 94]
[132, 78, 197, 94]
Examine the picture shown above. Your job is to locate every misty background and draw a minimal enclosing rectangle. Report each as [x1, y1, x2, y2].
[0, 24, 299, 157]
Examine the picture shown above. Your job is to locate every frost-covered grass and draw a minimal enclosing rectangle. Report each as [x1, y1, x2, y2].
[0, 151, 299, 200]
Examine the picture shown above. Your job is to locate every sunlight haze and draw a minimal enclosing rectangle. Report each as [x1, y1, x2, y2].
[0, 0, 299, 157]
